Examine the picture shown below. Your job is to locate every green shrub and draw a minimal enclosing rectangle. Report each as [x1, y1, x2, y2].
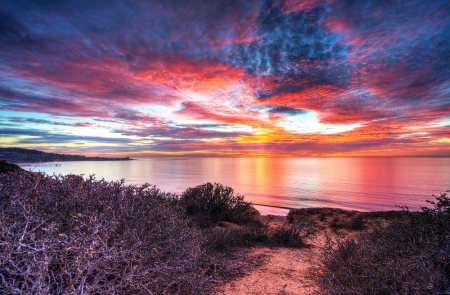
[316, 191, 450, 295]
[178, 182, 256, 227]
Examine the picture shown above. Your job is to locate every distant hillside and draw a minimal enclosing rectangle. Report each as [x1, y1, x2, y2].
[0, 147, 133, 163]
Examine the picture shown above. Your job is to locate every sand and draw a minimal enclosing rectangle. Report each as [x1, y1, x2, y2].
[216, 209, 400, 295]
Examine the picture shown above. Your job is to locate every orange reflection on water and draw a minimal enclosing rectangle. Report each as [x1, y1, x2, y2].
[21, 157, 450, 215]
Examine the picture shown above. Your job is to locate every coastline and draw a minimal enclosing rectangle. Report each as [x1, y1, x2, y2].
[17, 157, 135, 164]
[0, 147, 134, 163]
[6, 155, 449, 214]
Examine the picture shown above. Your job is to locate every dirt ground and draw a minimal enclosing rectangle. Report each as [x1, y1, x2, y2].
[217, 244, 321, 295]
[216, 209, 401, 295]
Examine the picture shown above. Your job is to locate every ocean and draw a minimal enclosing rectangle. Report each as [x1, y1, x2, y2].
[20, 157, 450, 215]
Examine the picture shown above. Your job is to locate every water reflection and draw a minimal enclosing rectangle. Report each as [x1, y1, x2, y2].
[21, 157, 450, 215]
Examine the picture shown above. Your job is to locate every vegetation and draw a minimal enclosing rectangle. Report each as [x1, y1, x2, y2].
[0, 171, 299, 294]
[2, 164, 448, 294]
[0, 171, 213, 294]
[316, 191, 450, 295]
[268, 218, 318, 247]
[177, 182, 257, 227]
[176, 182, 317, 250]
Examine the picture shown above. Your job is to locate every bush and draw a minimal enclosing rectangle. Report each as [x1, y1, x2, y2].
[269, 218, 317, 247]
[316, 191, 450, 295]
[329, 214, 366, 231]
[0, 171, 214, 295]
[203, 226, 268, 252]
[178, 182, 256, 227]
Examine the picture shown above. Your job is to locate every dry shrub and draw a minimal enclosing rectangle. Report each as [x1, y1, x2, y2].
[203, 226, 268, 252]
[287, 208, 353, 222]
[329, 214, 366, 231]
[316, 191, 450, 295]
[0, 171, 214, 295]
[269, 218, 318, 247]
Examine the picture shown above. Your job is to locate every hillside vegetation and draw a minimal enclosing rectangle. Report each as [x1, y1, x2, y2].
[0, 167, 449, 294]
[0, 170, 272, 294]
[315, 191, 450, 294]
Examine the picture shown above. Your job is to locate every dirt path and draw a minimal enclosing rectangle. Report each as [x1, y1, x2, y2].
[216, 208, 397, 295]
[216, 214, 327, 295]
[218, 245, 320, 295]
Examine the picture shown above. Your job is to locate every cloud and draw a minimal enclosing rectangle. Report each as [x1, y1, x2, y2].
[0, 0, 449, 156]
[113, 124, 254, 140]
[9, 117, 93, 127]
[0, 128, 130, 144]
[267, 106, 308, 115]
[227, 1, 346, 72]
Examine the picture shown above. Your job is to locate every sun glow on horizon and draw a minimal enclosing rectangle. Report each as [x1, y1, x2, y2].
[279, 112, 362, 134]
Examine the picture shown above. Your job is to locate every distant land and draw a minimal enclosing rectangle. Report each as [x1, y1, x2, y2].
[0, 147, 133, 163]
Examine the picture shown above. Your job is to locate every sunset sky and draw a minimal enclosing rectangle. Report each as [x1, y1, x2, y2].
[1, 0, 449, 157]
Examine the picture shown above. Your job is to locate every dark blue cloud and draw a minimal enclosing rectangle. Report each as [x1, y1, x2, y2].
[225, 0, 349, 77]
[335, 0, 450, 92]
[113, 125, 253, 140]
[0, 86, 78, 111]
[9, 117, 92, 127]
[222, 0, 353, 102]
[1, 0, 262, 62]
[0, 128, 130, 144]
[267, 106, 308, 115]
[0, 11, 27, 38]
[248, 0, 450, 108]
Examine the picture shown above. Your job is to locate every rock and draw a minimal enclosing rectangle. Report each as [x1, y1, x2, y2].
[0, 160, 23, 174]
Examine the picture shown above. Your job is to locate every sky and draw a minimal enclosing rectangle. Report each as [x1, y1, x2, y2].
[0, 0, 449, 157]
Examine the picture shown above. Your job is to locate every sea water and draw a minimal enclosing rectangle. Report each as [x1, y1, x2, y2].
[20, 157, 450, 215]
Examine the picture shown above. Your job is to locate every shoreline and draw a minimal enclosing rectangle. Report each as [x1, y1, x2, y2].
[0, 147, 135, 163]
[4, 155, 447, 214]
[16, 158, 135, 164]
[2, 159, 422, 216]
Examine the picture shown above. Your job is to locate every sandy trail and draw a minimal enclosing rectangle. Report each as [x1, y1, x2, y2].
[216, 209, 391, 295]
[217, 215, 326, 295]
[219, 245, 320, 295]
